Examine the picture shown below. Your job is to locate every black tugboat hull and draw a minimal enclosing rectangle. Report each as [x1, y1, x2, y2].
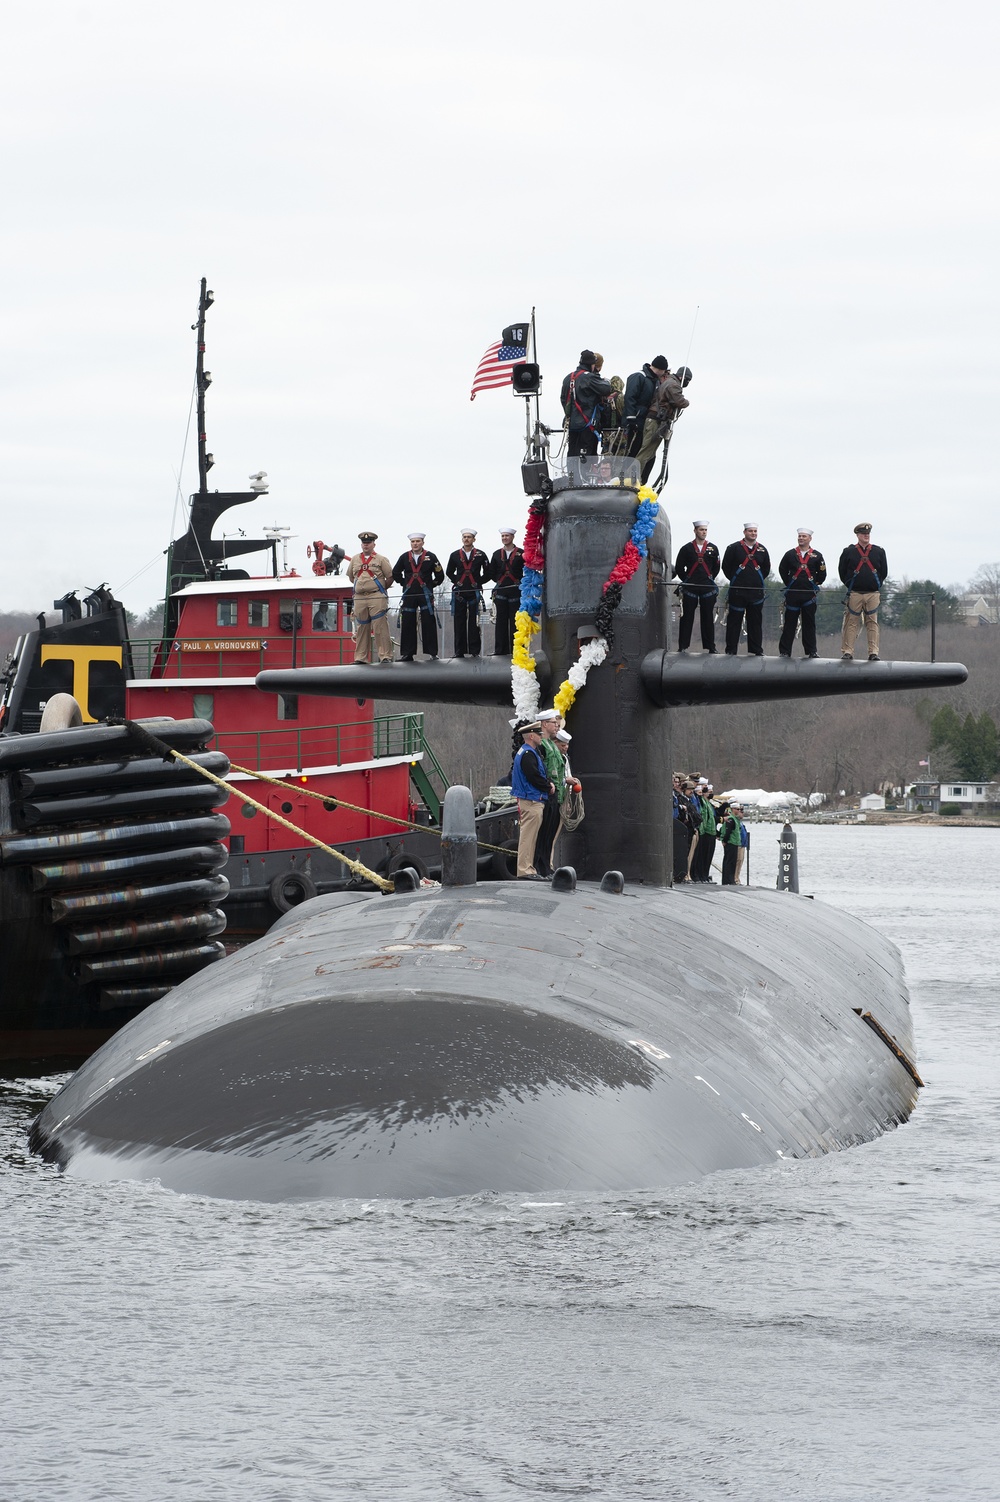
[31, 880, 919, 1201]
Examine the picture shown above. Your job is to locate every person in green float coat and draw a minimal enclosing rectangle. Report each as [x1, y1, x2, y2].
[719, 803, 746, 886]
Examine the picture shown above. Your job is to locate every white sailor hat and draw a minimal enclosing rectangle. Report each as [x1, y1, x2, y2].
[556, 729, 572, 743]
[407, 531, 426, 541]
[743, 522, 758, 529]
[460, 527, 478, 535]
[537, 708, 558, 721]
[499, 526, 517, 535]
[796, 526, 814, 535]
[693, 519, 709, 527]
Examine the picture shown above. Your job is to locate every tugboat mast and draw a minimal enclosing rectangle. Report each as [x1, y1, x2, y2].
[194, 276, 215, 496]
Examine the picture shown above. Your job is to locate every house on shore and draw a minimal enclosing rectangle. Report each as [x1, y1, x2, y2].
[904, 780, 999, 813]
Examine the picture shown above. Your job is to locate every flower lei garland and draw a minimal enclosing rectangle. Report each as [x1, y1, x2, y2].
[511, 486, 660, 722]
[511, 501, 546, 720]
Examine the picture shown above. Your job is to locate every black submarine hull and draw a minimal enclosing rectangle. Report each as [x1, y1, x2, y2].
[31, 878, 918, 1201]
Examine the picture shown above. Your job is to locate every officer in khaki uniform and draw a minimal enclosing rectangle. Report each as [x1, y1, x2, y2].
[347, 531, 394, 663]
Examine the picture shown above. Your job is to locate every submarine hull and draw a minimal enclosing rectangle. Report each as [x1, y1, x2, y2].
[31, 880, 919, 1201]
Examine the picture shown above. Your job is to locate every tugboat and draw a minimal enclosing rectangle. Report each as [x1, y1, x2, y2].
[0, 282, 514, 1062]
[29, 336, 969, 1200]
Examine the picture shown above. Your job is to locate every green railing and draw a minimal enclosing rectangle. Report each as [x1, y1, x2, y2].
[210, 712, 429, 775]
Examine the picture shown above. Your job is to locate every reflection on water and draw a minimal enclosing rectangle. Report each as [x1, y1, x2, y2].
[2, 827, 999, 1501]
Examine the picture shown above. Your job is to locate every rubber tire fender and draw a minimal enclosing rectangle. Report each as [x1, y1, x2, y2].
[268, 870, 318, 914]
[489, 837, 519, 881]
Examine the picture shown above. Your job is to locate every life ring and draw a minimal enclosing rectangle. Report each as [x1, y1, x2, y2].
[268, 870, 318, 914]
[489, 838, 519, 881]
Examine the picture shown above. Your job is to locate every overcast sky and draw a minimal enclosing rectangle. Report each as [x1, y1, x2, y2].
[2, 0, 997, 613]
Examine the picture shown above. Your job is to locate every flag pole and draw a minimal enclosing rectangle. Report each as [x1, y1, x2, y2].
[530, 306, 539, 438]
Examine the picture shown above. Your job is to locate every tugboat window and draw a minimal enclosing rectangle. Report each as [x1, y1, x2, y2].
[278, 694, 299, 721]
[241, 803, 258, 819]
[312, 600, 336, 631]
[278, 603, 302, 632]
[248, 600, 269, 627]
[217, 600, 238, 627]
[192, 693, 214, 720]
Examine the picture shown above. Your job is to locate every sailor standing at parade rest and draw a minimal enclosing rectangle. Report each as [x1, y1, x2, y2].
[346, 531, 395, 664]
[778, 529, 827, 658]
[392, 532, 445, 661]
[487, 528, 524, 657]
[511, 721, 554, 881]
[721, 524, 770, 656]
[673, 521, 721, 653]
[839, 522, 888, 662]
[445, 529, 490, 658]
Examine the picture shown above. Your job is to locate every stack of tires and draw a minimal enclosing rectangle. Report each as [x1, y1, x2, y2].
[0, 717, 231, 1043]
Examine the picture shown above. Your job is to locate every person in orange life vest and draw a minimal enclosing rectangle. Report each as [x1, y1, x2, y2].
[721, 523, 771, 656]
[392, 531, 445, 660]
[778, 528, 827, 658]
[673, 521, 721, 653]
[839, 522, 888, 661]
[445, 528, 490, 657]
[346, 531, 394, 664]
[560, 349, 612, 458]
[487, 528, 523, 656]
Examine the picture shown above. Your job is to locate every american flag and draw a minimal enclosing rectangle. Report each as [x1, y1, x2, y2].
[470, 339, 527, 401]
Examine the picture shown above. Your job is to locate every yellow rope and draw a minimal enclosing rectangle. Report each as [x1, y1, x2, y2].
[227, 761, 517, 857]
[165, 747, 396, 893]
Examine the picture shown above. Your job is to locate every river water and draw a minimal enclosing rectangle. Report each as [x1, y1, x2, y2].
[2, 826, 998, 1501]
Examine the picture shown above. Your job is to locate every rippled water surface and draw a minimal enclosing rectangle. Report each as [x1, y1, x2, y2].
[3, 827, 999, 1501]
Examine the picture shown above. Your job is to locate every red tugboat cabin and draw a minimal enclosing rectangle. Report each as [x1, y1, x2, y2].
[127, 571, 434, 865]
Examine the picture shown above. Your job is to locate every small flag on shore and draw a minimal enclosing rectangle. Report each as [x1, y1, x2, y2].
[470, 336, 528, 401]
[918, 759, 929, 766]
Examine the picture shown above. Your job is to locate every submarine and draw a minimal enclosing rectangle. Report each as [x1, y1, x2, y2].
[30, 440, 967, 1200]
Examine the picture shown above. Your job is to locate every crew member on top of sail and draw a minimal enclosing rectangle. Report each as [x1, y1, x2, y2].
[560, 350, 612, 459]
[722, 524, 770, 657]
[839, 522, 888, 662]
[674, 521, 721, 654]
[778, 529, 827, 658]
[636, 364, 691, 485]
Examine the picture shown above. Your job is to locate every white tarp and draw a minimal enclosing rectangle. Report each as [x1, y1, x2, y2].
[720, 787, 825, 810]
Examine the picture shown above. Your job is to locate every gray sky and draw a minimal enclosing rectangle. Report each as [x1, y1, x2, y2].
[2, 0, 997, 613]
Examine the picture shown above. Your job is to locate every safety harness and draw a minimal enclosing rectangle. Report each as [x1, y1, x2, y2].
[840, 546, 882, 597]
[783, 547, 820, 614]
[567, 368, 601, 433]
[493, 549, 522, 591]
[727, 541, 767, 614]
[353, 553, 389, 621]
[680, 541, 719, 601]
[401, 551, 435, 615]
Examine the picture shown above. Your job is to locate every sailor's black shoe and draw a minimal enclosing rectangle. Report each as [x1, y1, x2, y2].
[868, 653, 880, 661]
